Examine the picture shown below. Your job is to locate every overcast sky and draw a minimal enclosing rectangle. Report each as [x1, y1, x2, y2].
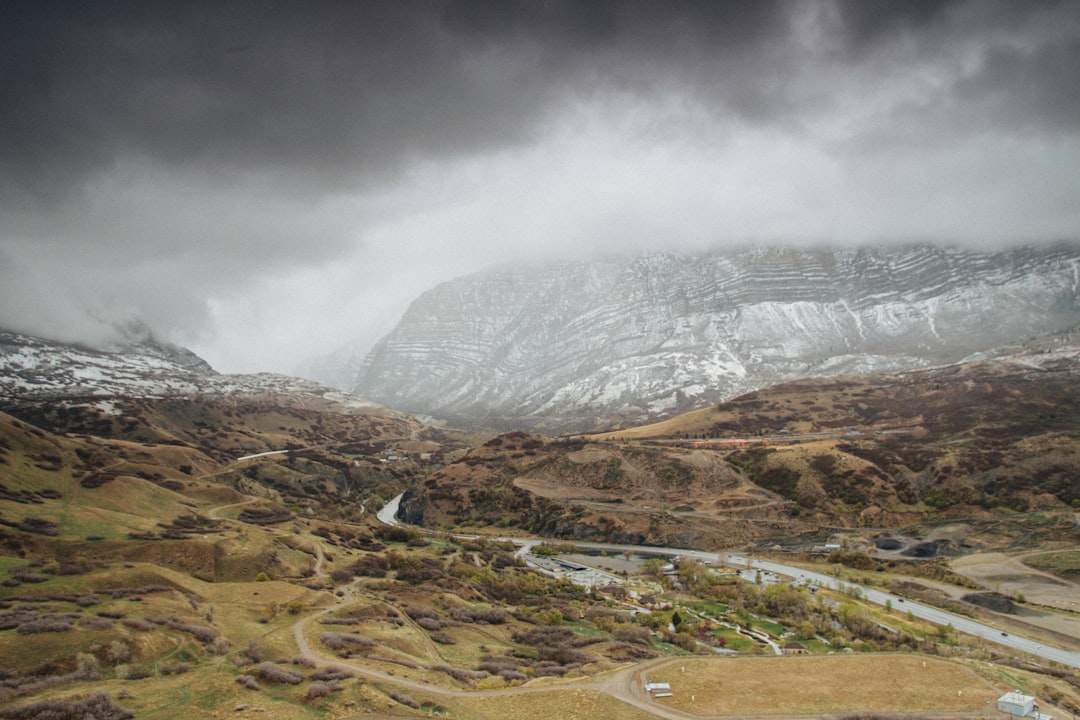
[2, 1, 1079, 375]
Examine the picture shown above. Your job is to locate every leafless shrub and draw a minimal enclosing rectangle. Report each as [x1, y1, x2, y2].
[320, 632, 375, 653]
[120, 618, 154, 631]
[612, 625, 652, 645]
[426, 664, 488, 683]
[450, 608, 505, 625]
[235, 674, 260, 690]
[104, 585, 173, 599]
[253, 662, 304, 685]
[116, 665, 152, 680]
[0, 610, 38, 630]
[388, 690, 419, 708]
[320, 616, 361, 626]
[607, 641, 655, 661]
[57, 562, 92, 576]
[10, 568, 48, 583]
[541, 646, 593, 666]
[477, 657, 519, 674]
[79, 615, 114, 629]
[310, 666, 353, 682]
[430, 632, 455, 645]
[105, 640, 131, 665]
[80, 472, 118, 489]
[238, 507, 293, 525]
[144, 613, 217, 644]
[415, 617, 443, 631]
[207, 637, 230, 655]
[534, 661, 576, 677]
[302, 680, 334, 701]
[279, 655, 316, 668]
[0, 690, 133, 719]
[159, 662, 190, 675]
[16, 618, 73, 634]
[11, 518, 58, 536]
[404, 605, 439, 620]
[74, 653, 101, 681]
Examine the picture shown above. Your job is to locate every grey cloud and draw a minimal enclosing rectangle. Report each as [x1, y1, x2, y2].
[834, 0, 957, 48]
[5, 1, 1076, 202]
[0, 1, 802, 202]
[1, 0, 1078, 371]
[955, 36, 1080, 135]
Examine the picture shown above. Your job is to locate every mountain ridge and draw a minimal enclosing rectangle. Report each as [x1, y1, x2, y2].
[0, 330, 402, 419]
[348, 242, 1080, 431]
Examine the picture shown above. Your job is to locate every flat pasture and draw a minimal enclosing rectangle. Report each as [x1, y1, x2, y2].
[452, 688, 659, 720]
[643, 655, 998, 716]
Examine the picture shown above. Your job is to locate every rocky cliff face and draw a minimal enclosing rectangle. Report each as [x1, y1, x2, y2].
[351, 243, 1080, 431]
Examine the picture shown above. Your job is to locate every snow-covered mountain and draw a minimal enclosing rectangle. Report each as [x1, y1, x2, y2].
[350, 243, 1080, 430]
[0, 331, 392, 417]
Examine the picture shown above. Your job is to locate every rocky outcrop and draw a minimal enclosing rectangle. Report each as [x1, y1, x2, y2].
[351, 243, 1080, 431]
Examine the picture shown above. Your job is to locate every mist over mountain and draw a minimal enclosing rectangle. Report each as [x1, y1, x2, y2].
[347, 243, 1080, 431]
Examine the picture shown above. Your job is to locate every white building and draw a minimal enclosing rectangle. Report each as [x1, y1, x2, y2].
[997, 691, 1038, 718]
[998, 690, 1034, 716]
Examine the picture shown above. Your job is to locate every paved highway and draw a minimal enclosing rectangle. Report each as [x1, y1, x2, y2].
[728, 554, 1080, 671]
[379, 495, 1080, 670]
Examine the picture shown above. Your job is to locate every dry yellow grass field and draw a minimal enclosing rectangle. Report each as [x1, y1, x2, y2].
[643, 654, 999, 716]
[451, 687, 659, 720]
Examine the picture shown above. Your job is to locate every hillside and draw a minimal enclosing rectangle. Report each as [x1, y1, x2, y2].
[2, 333, 1080, 717]
[348, 243, 1080, 431]
[400, 343, 1080, 550]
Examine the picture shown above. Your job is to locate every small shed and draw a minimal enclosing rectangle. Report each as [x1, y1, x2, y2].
[599, 585, 629, 599]
[997, 690, 1036, 718]
[782, 641, 808, 655]
[645, 682, 672, 694]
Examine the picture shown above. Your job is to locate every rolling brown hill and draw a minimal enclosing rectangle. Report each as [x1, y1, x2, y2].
[401, 345, 1080, 549]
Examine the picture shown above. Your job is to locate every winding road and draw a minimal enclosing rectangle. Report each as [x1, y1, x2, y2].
[198, 488, 1080, 719]
[375, 493, 1080, 671]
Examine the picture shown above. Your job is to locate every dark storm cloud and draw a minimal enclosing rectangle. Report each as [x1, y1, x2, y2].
[1, 0, 1078, 371]
[4, 0, 1076, 200]
[834, 0, 956, 47]
[0, 0, 798, 202]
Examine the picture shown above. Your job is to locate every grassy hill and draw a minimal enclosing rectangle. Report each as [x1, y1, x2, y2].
[2, 347, 1080, 717]
[400, 349, 1080, 550]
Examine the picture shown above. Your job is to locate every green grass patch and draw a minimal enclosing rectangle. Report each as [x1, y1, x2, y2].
[751, 618, 786, 636]
[712, 627, 756, 651]
[683, 599, 729, 617]
[802, 638, 832, 653]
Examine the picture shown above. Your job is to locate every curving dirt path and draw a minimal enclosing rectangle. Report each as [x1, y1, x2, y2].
[272, 541, 691, 717]
[288, 593, 690, 719]
[205, 496, 258, 520]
